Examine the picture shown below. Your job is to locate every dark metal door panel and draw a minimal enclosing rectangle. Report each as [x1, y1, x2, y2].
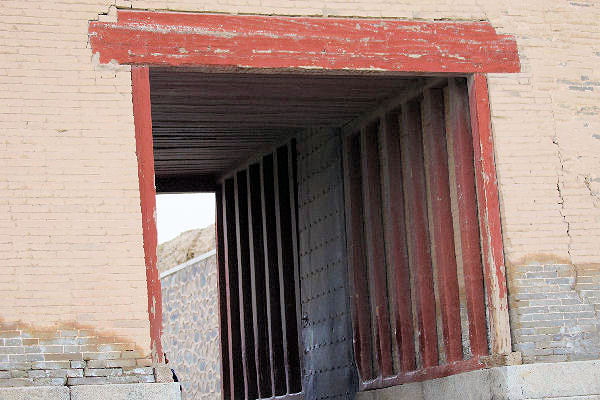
[297, 127, 357, 400]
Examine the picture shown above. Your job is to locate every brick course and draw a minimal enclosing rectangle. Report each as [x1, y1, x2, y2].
[0, 0, 599, 380]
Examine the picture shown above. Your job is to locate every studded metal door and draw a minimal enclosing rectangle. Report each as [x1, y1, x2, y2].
[296, 127, 358, 400]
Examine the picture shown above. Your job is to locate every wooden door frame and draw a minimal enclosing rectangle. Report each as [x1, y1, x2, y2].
[90, 9, 519, 369]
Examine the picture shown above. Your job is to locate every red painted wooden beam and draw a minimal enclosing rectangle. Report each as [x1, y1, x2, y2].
[468, 74, 511, 355]
[360, 123, 393, 377]
[343, 134, 374, 380]
[379, 111, 416, 372]
[90, 10, 519, 73]
[422, 88, 463, 363]
[447, 78, 488, 357]
[399, 101, 439, 368]
[131, 66, 163, 362]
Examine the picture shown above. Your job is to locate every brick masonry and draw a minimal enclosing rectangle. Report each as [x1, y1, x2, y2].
[0, 0, 599, 383]
[160, 253, 221, 400]
[0, 323, 156, 387]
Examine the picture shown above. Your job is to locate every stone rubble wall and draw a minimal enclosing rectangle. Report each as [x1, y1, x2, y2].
[161, 252, 221, 400]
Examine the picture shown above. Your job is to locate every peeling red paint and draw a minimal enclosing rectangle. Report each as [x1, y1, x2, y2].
[132, 66, 163, 362]
[89, 10, 520, 73]
[468, 73, 511, 355]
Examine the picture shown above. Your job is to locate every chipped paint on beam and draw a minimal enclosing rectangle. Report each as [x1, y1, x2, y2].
[89, 11, 520, 73]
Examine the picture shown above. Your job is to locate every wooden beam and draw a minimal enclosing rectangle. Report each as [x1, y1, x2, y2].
[223, 179, 245, 399]
[287, 140, 303, 391]
[247, 163, 272, 397]
[234, 172, 258, 399]
[342, 134, 374, 380]
[131, 66, 163, 362]
[215, 186, 231, 400]
[447, 78, 489, 356]
[275, 145, 302, 393]
[379, 111, 416, 372]
[155, 174, 218, 193]
[422, 88, 463, 363]
[272, 150, 292, 393]
[399, 100, 439, 368]
[360, 123, 393, 377]
[261, 155, 287, 396]
[467, 74, 511, 355]
[90, 11, 520, 73]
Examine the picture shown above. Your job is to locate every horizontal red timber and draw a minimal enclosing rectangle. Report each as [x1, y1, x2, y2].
[89, 11, 519, 73]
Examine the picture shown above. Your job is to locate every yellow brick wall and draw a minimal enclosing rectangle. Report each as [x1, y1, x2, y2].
[0, 0, 599, 362]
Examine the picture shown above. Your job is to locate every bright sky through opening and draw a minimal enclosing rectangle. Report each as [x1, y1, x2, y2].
[156, 193, 216, 244]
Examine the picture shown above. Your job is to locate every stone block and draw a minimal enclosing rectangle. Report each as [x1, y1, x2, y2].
[154, 365, 173, 383]
[123, 367, 153, 376]
[67, 377, 109, 385]
[357, 359, 600, 400]
[0, 378, 34, 387]
[32, 377, 66, 386]
[71, 361, 86, 369]
[31, 361, 70, 370]
[84, 368, 123, 377]
[0, 386, 70, 400]
[0, 363, 30, 371]
[70, 383, 181, 400]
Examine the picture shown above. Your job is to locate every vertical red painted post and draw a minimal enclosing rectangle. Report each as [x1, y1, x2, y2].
[360, 123, 393, 377]
[447, 78, 489, 356]
[131, 65, 163, 362]
[343, 134, 374, 380]
[421, 88, 463, 362]
[467, 74, 511, 355]
[379, 111, 416, 372]
[399, 101, 439, 368]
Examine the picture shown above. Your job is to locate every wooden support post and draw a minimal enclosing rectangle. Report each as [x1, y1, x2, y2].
[343, 134, 374, 380]
[275, 145, 302, 393]
[272, 151, 292, 393]
[286, 141, 303, 392]
[223, 179, 245, 399]
[131, 66, 163, 363]
[467, 74, 511, 355]
[422, 89, 463, 362]
[247, 163, 272, 398]
[235, 172, 258, 400]
[261, 155, 287, 396]
[216, 186, 231, 400]
[360, 123, 393, 377]
[379, 111, 416, 372]
[399, 101, 439, 368]
[447, 78, 489, 356]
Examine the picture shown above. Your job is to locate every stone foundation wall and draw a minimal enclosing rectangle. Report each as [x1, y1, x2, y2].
[161, 251, 221, 400]
[508, 262, 600, 363]
[0, 322, 156, 388]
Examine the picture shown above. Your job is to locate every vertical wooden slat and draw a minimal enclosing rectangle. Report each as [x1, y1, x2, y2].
[360, 123, 393, 377]
[399, 100, 439, 368]
[467, 74, 511, 355]
[276, 145, 302, 393]
[343, 134, 374, 380]
[287, 141, 304, 386]
[235, 172, 258, 400]
[379, 111, 416, 372]
[215, 186, 231, 400]
[262, 155, 287, 396]
[247, 163, 272, 397]
[448, 78, 489, 356]
[224, 179, 244, 399]
[272, 150, 292, 393]
[422, 88, 463, 363]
